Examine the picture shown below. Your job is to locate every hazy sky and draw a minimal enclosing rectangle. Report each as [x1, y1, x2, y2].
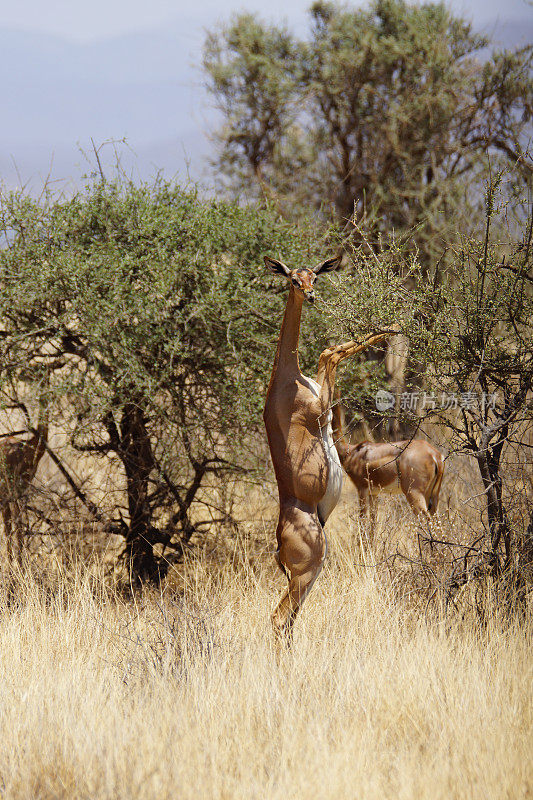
[1, 0, 530, 190]
[3, 0, 531, 41]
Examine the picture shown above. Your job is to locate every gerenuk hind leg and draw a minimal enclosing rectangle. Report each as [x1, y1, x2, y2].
[272, 506, 326, 644]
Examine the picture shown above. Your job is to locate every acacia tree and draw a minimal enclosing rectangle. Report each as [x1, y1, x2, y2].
[204, 0, 532, 256]
[419, 183, 533, 582]
[325, 175, 533, 595]
[203, 14, 301, 196]
[0, 179, 330, 583]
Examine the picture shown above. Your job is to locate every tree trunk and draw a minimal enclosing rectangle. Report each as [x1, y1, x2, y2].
[120, 403, 163, 585]
[476, 447, 510, 576]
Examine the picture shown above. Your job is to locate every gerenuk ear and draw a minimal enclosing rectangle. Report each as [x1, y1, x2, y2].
[312, 254, 342, 275]
[264, 256, 291, 277]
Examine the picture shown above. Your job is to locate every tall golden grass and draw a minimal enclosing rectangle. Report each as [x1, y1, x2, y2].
[0, 491, 531, 800]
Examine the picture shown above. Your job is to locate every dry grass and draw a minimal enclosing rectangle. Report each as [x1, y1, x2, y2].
[0, 495, 532, 800]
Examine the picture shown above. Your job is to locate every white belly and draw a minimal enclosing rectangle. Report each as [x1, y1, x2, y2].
[306, 377, 344, 524]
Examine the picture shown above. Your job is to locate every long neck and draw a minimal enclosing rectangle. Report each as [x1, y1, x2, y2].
[270, 287, 304, 379]
[331, 400, 351, 464]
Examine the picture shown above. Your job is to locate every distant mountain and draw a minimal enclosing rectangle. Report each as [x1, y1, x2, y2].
[0, 25, 214, 190]
[0, 14, 530, 192]
[0, 27, 197, 86]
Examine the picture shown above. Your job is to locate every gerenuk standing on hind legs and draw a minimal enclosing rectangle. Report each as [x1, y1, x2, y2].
[262, 254, 392, 644]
